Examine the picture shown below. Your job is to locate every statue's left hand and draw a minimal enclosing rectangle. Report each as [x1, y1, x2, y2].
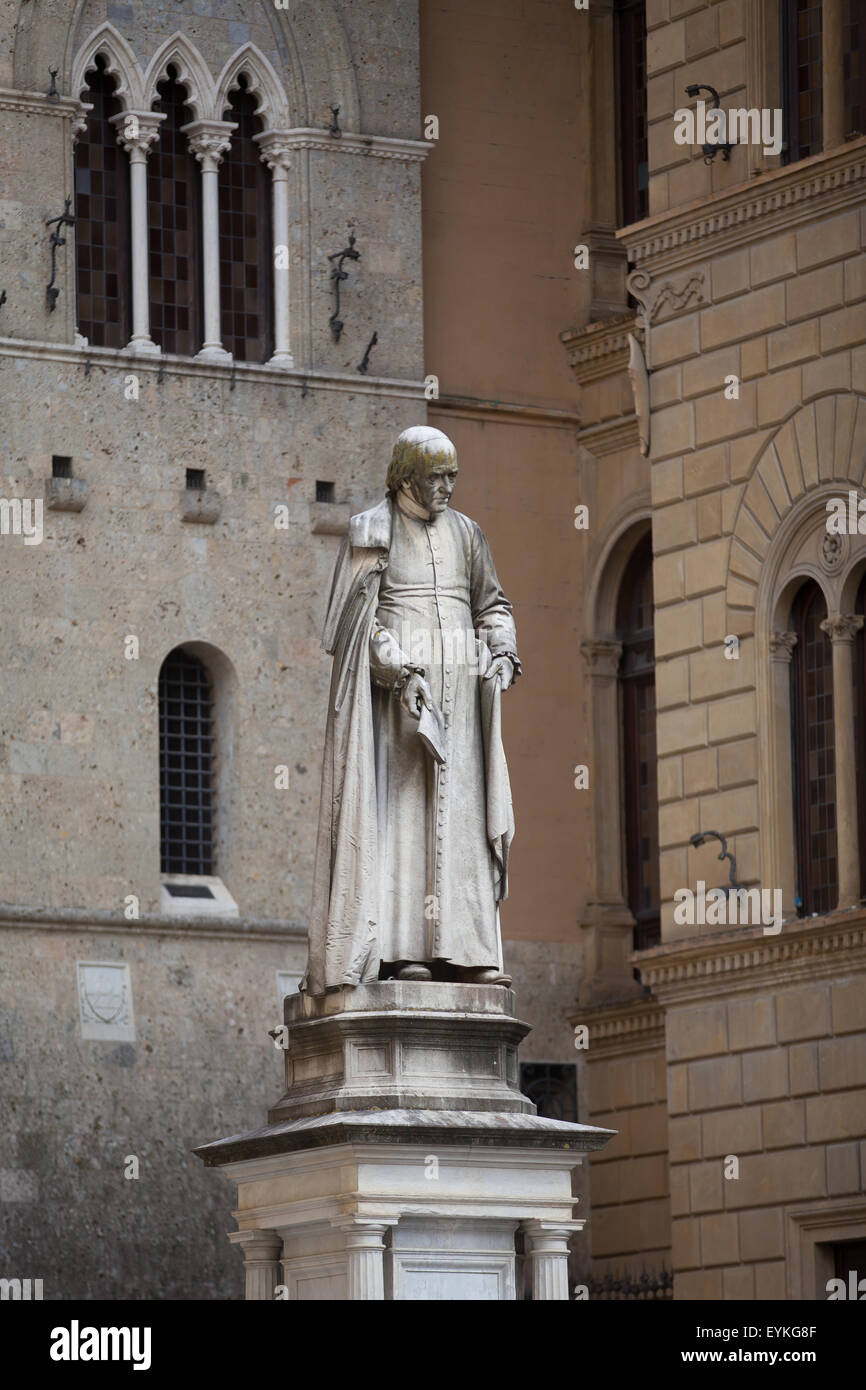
[485, 655, 514, 691]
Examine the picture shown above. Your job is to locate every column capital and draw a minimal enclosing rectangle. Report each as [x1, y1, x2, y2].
[522, 1219, 585, 1249]
[820, 613, 865, 644]
[769, 630, 798, 663]
[110, 109, 165, 158]
[228, 1229, 283, 1256]
[581, 637, 622, 678]
[330, 1216, 398, 1245]
[183, 119, 236, 171]
[254, 130, 294, 174]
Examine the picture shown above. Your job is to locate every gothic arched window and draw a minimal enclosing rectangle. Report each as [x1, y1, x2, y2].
[148, 67, 202, 356]
[219, 76, 273, 363]
[790, 580, 837, 915]
[616, 533, 660, 949]
[159, 648, 214, 876]
[75, 55, 130, 347]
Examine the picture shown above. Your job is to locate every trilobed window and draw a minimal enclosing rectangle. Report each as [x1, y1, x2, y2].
[148, 67, 202, 355]
[159, 648, 214, 875]
[75, 55, 130, 347]
[219, 75, 273, 362]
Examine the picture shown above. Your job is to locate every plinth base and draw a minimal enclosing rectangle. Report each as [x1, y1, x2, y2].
[195, 983, 615, 1299]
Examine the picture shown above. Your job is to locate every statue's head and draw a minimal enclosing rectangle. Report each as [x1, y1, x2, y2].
[386, 426, 458, 518]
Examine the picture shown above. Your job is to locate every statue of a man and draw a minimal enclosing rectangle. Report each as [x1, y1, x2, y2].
[303, 426, 520, 994]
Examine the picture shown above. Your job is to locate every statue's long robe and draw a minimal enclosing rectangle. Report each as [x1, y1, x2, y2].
[303, 495, 519, 995]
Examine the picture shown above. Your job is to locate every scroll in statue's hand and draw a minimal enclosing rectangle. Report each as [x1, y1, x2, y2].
[484, 655, 514, 692]
[400, 672, 435, 720]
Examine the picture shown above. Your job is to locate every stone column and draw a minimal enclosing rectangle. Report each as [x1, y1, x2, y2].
[254, 132, 294, 368]
[332, 1218, 396, 1300]
[769, 631, 798, 916]
[523, 1220, 583, 1300]
[820, 614, 864, 908]
[229, 1230, 284, 1300]
[112, 111, 165, 356]
[822, 0, 845, 150]
[184, 120, 236, 364]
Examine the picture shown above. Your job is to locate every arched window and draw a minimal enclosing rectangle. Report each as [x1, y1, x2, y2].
[616, 533, 659, 949]
[159, 648, 214, 876]
[75, 55, 130, 347]
[790, 581, 837, 915]
[219, 76, 273, 363]
[148, 67, 202, 355]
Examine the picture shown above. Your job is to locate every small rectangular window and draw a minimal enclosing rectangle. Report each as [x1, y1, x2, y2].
[186, 468, 205, 491]
[52, 456, 73, 478]
[519, 1063, 578, 1123]
[316, 480, 336, 503]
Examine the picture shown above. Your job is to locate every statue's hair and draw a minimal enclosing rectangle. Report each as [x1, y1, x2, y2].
[386, 426, 456, 495]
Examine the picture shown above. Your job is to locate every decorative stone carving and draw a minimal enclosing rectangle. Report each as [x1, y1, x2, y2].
[820, 528, 847, 574]
[820, 613, 865, 643]
[627, 332, 650, 457]
[77, 962, 134, 1041]
[580, 638, 622, 678]
[769, 630, 797, 663]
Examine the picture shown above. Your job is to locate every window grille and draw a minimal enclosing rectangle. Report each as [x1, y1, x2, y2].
[159, 649, 214, 876]
[519, 1063, 578, 1123]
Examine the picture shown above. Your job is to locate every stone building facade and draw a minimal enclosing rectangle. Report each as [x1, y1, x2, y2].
[564, 0, 866, 1300]
[1, 0, 863, 1302]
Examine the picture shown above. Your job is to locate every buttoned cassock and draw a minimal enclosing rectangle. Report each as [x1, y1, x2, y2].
[303, 495, 519, 994]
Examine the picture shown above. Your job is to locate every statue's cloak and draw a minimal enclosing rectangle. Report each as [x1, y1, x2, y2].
[303, 496, 515, 995]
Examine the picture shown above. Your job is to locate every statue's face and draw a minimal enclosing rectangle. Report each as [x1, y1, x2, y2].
[406, 459, 458, 516]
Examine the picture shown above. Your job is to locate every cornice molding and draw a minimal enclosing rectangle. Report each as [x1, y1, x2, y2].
[277, 129, 433, 162]
[567, 999, 666, 1058]
[0, 88, 84, 118]
[618, 138, 866, 274]
[432, 394, 580, 429]
[577, 414, 641, 457]
[635, 908, 866, 1005]
[561, 312, 640, 385]
[0, 337, 426, 400]
[0, 901, 306, 942]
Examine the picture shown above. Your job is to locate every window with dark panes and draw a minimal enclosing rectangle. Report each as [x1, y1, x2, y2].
[617, 533, 660, 951]
[616, 0, 648, 225]
[148, 67, 202, 356]
[844, 0, 866, 136]
[219, 76, 273, 363]
[854, 571, 866, 901]
[159, 648, 214, 876]
[75, 55, 130, 347]
[782, 0, 824, 162]
[790, 581, 837, 916]
[519, 1064, 578, 1123]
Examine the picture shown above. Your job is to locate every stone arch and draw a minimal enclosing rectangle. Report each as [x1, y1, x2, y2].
[14, 0, 359, 131]
[143, 33, 216, 121]
[214, 44, 289, 129]
[70, 22, 145, 111]
[727, 393, 866, 630]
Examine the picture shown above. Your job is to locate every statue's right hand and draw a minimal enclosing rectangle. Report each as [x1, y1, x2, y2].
[400, 673, 434, 721]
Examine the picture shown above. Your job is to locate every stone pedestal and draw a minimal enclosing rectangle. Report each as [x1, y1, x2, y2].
[195, 983, 614, 1300]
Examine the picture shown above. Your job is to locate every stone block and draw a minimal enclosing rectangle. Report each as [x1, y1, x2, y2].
[672, 1216, 701, 1269]
[653, 498, 697, 555]
[710, 249, 750, 303]
[700, 1211, 739, 1266]
[762, 1099, 805, 1149]
[803, 350, 851, 399]
[630, 1102, 669, 1156]
[655, 598, 703, 657]
[826, 1142, 860, 1196]
[844, 254, 866, 303]
[676, 1268, 723, 1299]
[757, 366, 802, 427]
[821, 304, 866, 354]
[754, 1260, 787, 1300]
[657, 703, 708, 757]
[653, 456, 685, 504]
[701, 590, 727, 642]
[654, 552, 686, 604]
[818, 1035, 866, 1092]
[797, 210, 860, 270]
[697, 492, 723, 541]
[701, 1104, 762, 1157]
[668, 1004, 727, 1062]
[684, 537, 729, 596]
[789, 1043, 819, 1096]
[653, 403, 695, 459]
[768, 320, 820, 370]
[699, 782, 759, 834]
[777, 985, 831, 1042]
[658, 753, 684, 804]
[652, 312, 700, 367]
[750, 233, 797, 286]
[726, 1149, 825, 1209]
[740, 335, 768, 380]
[646, 18, 686, 74]
[651, 364, 683, 407]
[805, 1089, 866, 1144]
[689, 1160, 724, 1214]
[704, 285, 786, 350]
[722, 1263, 754, 1299]
[684, 443, 728, 495]
[669, 1063, 689, 1115]
[659, 797, 702, 849]
[727, 995, 775, 1051]
[742, 1048, 788, 1102]
[739, 1206, 785, 1261]
[718, 736, 758, 789]
[786, 263, 844, 323]
[670, 1162, 689, 1216]
[683, 746, 718, 797]
[688, 1055, 742, 1111]
[708, 692, 757, 743]
[682, 347, 740, 402]
[831, 979, 866, 1034]
[656, 656, 689, 709]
